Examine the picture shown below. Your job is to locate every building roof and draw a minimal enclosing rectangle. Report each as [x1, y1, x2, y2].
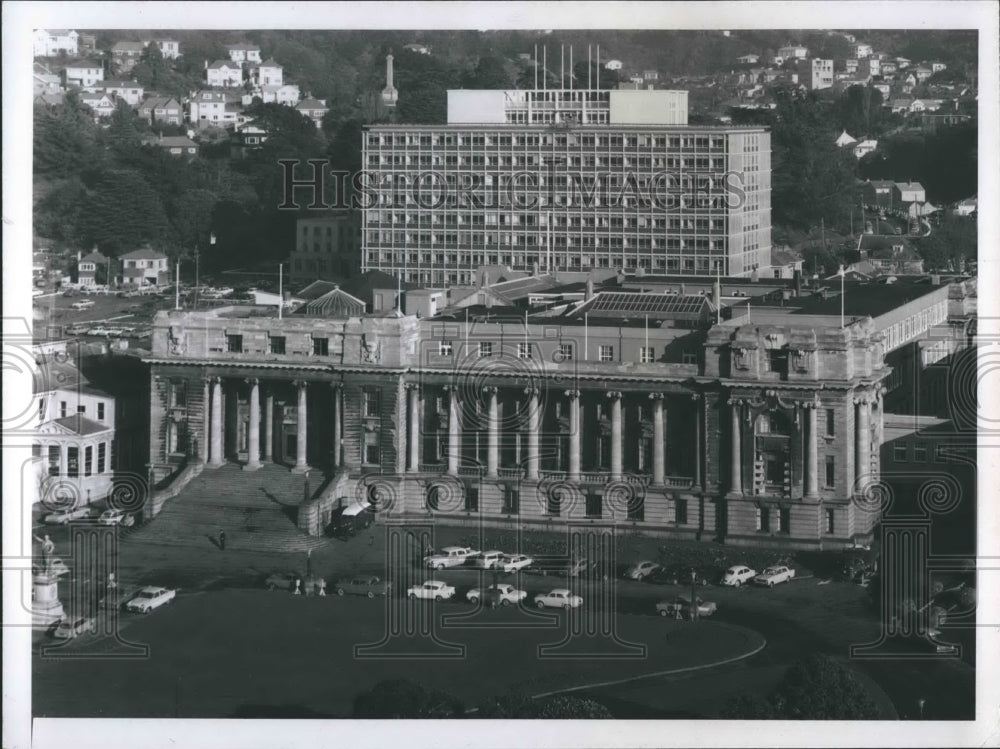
[121, 248, 168, 260]
[297, 97, 328, 111]
[208, 59, 239, 70]
[79, 251, 108, 264]
[575, 292, 711, 322]
[53, 414, 111, 436]
[894, 181, 925, 192]
[785, 279, 942, 318]
[66, 59, 102, 69]
[260, 58, 281, 67]
[294, 286, 366, 318]
[297, 280, 342, 300]
[102, 79, 142, 88]
[144, 135, 198, 149]
[112, 41, 145, 52]
[227, 43, 261, 51]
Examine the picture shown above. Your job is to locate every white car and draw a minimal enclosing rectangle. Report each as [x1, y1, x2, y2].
[501, 554, 533, 573]
[407, 580, 456, 601]
[753, 565, 796, 587]
[124, 586, 176, 613]
[466, 583, 527, 606]
[44, 506, 92, 524]
[625, 560, 661, 581]
[721, 565, 757, 587]
[475, 550, 505, 569]
[53, 615, 96, 639]
[99, 508, 133, 526]
[424, 546, 479, 570]
[71, 300, 95, 310]
[534, 588, 583, 609]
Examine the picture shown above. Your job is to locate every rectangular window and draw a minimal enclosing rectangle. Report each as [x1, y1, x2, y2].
[84, 446, 93, 477]
[439, 340, 453, 356]
[48, 446, 60, 476]
[825, 508, 835, 534]
[682, 352, 698, 365]
[557, 342, 573, 361]
[755, 506, 765, 531]
[269, 336, 286, 355]
[67, 447, 79, 478]
[503, 488, 519, 514]
[363, 389, 380, 418]
[675, 498, 688, 525]
[779, 508, 791, 534]
[78, 405, 86, 414]
[586, 492, 602, 519]
[478, 341, 492, 358]
[599, 345, 614, 362]
[364, 440, 380, 465]
[825, 456, 836, 488]
[60, 401, 67, 418]
[893, 444, 907, 462]
[640, 346, 655, 364]
[465, 487, 479, 512]
[825, 409, 835, 437]
[312, 337, 329, 356]
[98, 442, 106, 473]
[628, 494, 645, 522]
[914, 443, 928, 462]
[97, 402, 105, 421]
[518, 342, 532, 359]
[226, 334, 243, 353]
[39, 398, 46, 421]
[766, 350, 787, 374]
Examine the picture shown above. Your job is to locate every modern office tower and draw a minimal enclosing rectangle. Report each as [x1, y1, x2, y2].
[360, 87, 771, 285]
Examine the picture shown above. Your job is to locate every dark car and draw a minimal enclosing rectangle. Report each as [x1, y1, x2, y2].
[265, 571, 326, 595]
[645, 566, 713, 586]
[328, 502, 375, 538]
[333, 575, 391, 598]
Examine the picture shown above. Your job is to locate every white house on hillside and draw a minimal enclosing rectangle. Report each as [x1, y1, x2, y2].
[34, 29, 79, 57]
[206, 60, 243, 88]
[227, 43, 262, 64]
[63, 61, 104, 88]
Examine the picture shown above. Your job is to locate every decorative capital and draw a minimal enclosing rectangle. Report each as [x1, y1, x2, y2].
[564, 389, 580, 399]
[293, 379, 308, 389]
[853, 393, 871, 406]
[443, 384, 459, 393]
[403, 382, 419, 392]
[244, 377, 259, 387]
[210, 375, 222, 386]
[690, 392, 702, 402]
[482, 385, 498, 396]
[606, 391, 622, 400]
[330, 381, 343, 391]
[648, 392, 664, 401]
[524, 386, 540, 398]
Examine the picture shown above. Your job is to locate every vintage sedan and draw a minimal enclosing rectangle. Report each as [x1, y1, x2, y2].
[624, 560, 662, 581]
[43, 506, 92, 525]
[656, 595, 717, 619]
[334, 575, 391, 598]
[721, 565, 757, 587]
[98, 508, 134, 526]
[424, 546, 480, 570]
[500, 554, 533, 573]
[533, 588, 583, 609]
[52, 615, 97, 639]
[753, 565, 796, 587]
[124, 586, 176, 613]
[466, 583, 527, 607]
[407, 580, 456, 601]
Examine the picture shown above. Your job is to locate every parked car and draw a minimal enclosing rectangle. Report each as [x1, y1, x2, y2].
[466, 583, 527, 607]
[53, 615, 97, 639]
[656, 595, 717, 619]
[647, 565, 713, 586]
[65, 323, 90, 335]
[328, 502, 375, 538]
[44, 506, 92, 525]
[424, 546, 479, 570]
[334, 575, 390, 598]
[475, 550, 505, 569]
[534, 588, 583, 609]
[753, 565, 796, 587]
[407, 580, 456, 601]
[98, 508, 133, 526]
[624, 560, 662, 581]
[501, 554, 533, 573]
[71, 300, 95, 310]
[721, 565, 757, 587]
[124, 586, 176, 613]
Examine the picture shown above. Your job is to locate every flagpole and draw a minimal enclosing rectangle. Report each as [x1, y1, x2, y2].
[278, 262, 283, 320]
[644, 314, 649, 358]
[839, 265, 845, 328]
[584, 312, 589, 361]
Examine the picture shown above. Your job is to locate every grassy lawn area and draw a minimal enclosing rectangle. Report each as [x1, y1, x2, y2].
[33, 590, 763, 718]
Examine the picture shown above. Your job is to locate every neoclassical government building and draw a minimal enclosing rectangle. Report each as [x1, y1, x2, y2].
[144, 273, 971, 549]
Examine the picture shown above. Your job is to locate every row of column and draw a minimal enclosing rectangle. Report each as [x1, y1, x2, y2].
[204, 377, 336, 473]
[404, 385, 678, 486]
[727, 394, 879, 497]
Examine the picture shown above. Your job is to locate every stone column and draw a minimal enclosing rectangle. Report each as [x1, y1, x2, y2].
[331, 383, 342, 469]
[805, 402, 819, 499]
[485, 386, 499, 478]
[855, 394, 871, 489]
[447, 386, 460, 475]
[263, 388, 274, 461]
[692, 393, 703, 489]
[566, 389, 581, 482]
[650, 393, 665, 485]
[244, 378, 261, 471]
[525, 387, 540, 480]
[201, 377, 211, 462]
[208, 377, 224, 467]
[292, 380, 308, 473]
[60, 444, 69, 477]
[407, 384, 421, 472]
[608, 391, 623, 482]
[729, 398, 742, 494]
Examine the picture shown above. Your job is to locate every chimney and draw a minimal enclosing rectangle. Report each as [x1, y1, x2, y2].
[386, 53, 394, 88]
[204, 59, 208, 70]
[793, 269, 802, 297]
[532, 261, 539, 277]
[712, 276, 721, 310]
[585, 278, 594, 301]
[750, 268, 759, 282]
[77, 251, 82, 262]
[931, 274, 941, 286]
[480, 270, 489, 289]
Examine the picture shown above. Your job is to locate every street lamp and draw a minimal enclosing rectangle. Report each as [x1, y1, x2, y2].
[690, 568, 699, 623]
[917, 697, 926, 719]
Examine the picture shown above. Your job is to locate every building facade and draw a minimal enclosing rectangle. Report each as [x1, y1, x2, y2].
[810, 59, 834, 90]
[360, 88, 771, 285]
[33, 29, 79, 57]
[290, 214, 362, 286]
[140, 273, 975, 550]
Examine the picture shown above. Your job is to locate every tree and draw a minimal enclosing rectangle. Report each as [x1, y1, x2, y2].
[464, 53, 516, 89]
[475, 692, 613, 718]
[352, 679, 464, 718]
[914, 214, 976, 270]
[76, 170, 174, 256]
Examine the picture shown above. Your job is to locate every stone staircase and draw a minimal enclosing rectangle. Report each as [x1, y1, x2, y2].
[123, 464, 330, 553]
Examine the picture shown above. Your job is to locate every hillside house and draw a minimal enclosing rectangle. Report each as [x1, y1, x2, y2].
[110, 41, 145, 73]
[227, 43, 262, 64]
[63, 60, 104, 88]
[33, 29, 79, 57]
[206, 60, 243, 88]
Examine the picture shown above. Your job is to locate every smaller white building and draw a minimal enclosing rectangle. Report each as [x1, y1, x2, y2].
[63, 61, 104, 88]
[227, 43, 262, 64]
[34, 29, 79, 57]
[121, 248, 170, 287]
[155, 39, 181, 59]
[206, 60, 244, 88]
